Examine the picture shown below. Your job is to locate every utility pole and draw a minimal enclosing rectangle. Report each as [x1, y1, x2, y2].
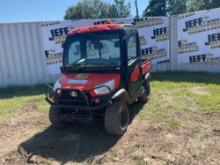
[135, 0, 139, 18]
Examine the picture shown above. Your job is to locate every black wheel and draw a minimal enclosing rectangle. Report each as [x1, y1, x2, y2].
[138, 80, 150, 103]
[104, 101, 130, 136]
[49, 106, 65, 128]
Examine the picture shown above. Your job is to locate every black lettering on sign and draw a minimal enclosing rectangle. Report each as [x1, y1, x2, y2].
[205, 33, 220, 45]
[177, 40, 198, 54]
[45, 50, 50, 58]
[157, 60, 170, 64]
[189, 54, 207, 63]
[133, 18, 148, 25]
[49, 27, 69, 41]
[178, 40, 183, 48]
[142, 47, 153, 55]
[151, 27, 167, 39]
[183, 17, 203, 32]
[44, 50, 56, 59]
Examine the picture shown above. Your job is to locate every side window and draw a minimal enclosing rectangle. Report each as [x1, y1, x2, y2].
[127, 33, 137, 61]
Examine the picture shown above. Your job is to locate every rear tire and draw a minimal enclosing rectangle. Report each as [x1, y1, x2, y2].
[138, 80, 150, 103]
[49, 106, 65, 128]
[104, 101, 130, 136]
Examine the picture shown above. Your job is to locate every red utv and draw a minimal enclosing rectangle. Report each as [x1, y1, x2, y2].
[46, 22, 151, 136]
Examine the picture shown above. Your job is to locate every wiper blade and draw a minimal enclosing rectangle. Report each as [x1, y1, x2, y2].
[64, 65, 84, 70]
[64, 65, 119, 71]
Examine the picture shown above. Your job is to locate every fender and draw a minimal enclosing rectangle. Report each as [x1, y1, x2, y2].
[144, 73, 150, 81]
[112, 89, 132, 104]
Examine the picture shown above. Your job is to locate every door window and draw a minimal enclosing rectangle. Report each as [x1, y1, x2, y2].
[127, 34, 137, 61]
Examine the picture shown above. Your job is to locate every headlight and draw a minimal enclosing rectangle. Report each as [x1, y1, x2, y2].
[53, 80, 61, 91]
[94, 80, 115, 95]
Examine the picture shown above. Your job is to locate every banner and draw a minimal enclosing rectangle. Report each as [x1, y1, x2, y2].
[177, 8, 220, 64]
[134, 17, 170, 65]
[40, 17, 170, 75]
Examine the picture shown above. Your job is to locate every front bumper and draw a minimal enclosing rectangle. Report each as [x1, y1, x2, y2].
[45, 85, 112, 114]
[45, 97, 110, 110]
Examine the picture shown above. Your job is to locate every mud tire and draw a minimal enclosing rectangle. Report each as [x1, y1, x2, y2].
[104, 101, 130, 136]
[49, 106, 65, 128]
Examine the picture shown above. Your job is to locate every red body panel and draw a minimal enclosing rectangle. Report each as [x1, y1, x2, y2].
[59, 73, 120, 92]
[141, 60, 151, 76]
[68, 24, 121, 36]
[130, 65, 141, 82]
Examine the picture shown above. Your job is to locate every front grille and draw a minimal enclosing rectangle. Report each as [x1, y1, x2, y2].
[57, 89, 93, 107]
[61, 90, 87, 99]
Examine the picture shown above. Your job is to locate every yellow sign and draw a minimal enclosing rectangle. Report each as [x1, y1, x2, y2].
[75, 74, 90, 79]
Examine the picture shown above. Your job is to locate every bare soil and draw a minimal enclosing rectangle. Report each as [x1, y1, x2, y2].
[0, 103, 220, 165]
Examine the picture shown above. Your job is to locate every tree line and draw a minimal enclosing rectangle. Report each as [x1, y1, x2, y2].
[64, 0, 220, 20]
[144, 0, 220, 16]
[64, 0, 130, 20]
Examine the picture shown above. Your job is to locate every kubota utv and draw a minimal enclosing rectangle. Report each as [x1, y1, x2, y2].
[46, 22, 151, 136]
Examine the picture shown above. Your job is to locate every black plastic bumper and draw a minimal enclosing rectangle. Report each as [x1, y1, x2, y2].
[45, 97, 109, 110]
[45, 84, 112, 114]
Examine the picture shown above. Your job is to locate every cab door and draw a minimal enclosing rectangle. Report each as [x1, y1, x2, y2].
[126, 30, 142, 102]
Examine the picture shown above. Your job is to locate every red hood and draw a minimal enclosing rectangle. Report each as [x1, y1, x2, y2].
[59, 73, 120, 91]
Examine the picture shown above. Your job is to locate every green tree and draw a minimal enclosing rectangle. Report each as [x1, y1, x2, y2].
[167, 0, 187, 15]
[187, 0, 212, 12]
[109, 0, 131, 18]
[143, 0, 220, 17]
[209, 0, 220, 9]
[143, 0, 167, 16]
[64, 0, 130, 20]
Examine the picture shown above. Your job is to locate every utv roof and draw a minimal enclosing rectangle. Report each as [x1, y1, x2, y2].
[68, 22, 134, 36]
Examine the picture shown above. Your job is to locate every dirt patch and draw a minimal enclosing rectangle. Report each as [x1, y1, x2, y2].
[0, 103, 48, 164]
[0, 103, 220, 165]
[191, 87, 210, 96]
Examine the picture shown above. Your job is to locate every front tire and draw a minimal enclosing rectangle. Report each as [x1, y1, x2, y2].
[49, 106, 65, 128]
[104, 101, 130, 136]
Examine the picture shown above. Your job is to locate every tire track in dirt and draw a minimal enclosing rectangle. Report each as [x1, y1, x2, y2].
[0, 103, 220, 164]
[0, 104, 48, 164]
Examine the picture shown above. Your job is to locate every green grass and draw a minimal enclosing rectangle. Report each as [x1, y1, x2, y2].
[0, 85, 48, 122]
[132, 155, 146, 165]
[139, 72, 220, 128]
[0, 72, 220, 127]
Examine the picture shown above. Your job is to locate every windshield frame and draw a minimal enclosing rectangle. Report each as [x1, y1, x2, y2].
[63, 30, 123, 73]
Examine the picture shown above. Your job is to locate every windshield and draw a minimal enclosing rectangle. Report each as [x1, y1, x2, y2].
[63, 32, 121, 69]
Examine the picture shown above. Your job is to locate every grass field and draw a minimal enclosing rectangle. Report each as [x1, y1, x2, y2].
[1, 72, 220, 124]
[141, 72, 220, 128]
[0, 85, 48, 122]
[0, 72, 220, 164]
